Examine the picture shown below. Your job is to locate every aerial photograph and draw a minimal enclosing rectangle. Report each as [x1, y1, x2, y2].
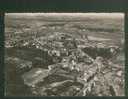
[5, 13, 125, 96]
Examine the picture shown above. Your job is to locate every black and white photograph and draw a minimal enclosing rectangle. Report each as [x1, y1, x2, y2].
[5, 13, 125, 96]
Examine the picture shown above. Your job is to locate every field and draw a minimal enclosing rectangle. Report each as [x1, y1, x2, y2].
[5, 13, 125, 96]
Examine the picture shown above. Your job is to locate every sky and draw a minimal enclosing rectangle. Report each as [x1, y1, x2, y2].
[5, 13, 124, 18]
